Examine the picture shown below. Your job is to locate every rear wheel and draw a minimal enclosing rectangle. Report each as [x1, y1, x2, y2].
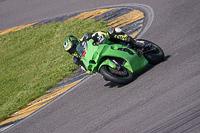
[138, 39, 164, 65]
[100, 66, 133, 84]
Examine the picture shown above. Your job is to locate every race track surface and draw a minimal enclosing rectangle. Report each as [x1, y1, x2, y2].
[1, 0, 200, 132]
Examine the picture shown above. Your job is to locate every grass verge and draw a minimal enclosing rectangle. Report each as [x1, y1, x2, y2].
[0, 19, 109, 122]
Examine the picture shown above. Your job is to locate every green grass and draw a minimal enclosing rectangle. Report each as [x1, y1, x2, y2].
[0, 19, 109, 122]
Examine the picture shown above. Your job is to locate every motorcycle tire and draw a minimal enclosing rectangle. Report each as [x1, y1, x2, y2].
[138, 39, 164, 65]
[100, 65, 134, 84]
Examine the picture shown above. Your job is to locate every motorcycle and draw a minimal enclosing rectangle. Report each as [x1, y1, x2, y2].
[81, 39, 164, 84]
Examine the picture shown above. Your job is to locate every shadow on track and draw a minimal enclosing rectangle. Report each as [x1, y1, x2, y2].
[163, 55, 170, 62]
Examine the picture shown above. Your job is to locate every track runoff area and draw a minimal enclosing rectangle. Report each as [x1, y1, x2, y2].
[0, 4, 152, 131]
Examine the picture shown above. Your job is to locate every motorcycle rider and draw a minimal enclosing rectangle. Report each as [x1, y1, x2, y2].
[63, 28, 146, 73]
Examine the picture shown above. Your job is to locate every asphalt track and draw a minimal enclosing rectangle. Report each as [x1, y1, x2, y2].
[1, 0, 200, 133]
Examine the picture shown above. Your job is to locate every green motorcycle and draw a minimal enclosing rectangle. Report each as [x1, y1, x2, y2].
[81, 39, 164, 84]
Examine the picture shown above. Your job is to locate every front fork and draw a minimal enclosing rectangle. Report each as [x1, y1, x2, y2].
[98, 58, 126, 72]
[112, 59, 127, 71]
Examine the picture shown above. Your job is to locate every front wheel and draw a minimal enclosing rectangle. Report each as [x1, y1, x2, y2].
[100, 66, 134, 84]
[138, 39, 164, 65]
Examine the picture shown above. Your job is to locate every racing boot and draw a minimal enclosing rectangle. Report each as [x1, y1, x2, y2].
[127, 36, 146, 48]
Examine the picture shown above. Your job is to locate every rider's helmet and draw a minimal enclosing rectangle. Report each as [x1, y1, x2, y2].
[63, 35, 79, 55]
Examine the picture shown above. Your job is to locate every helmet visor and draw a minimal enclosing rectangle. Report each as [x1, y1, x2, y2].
[67, 40, 77, 55]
